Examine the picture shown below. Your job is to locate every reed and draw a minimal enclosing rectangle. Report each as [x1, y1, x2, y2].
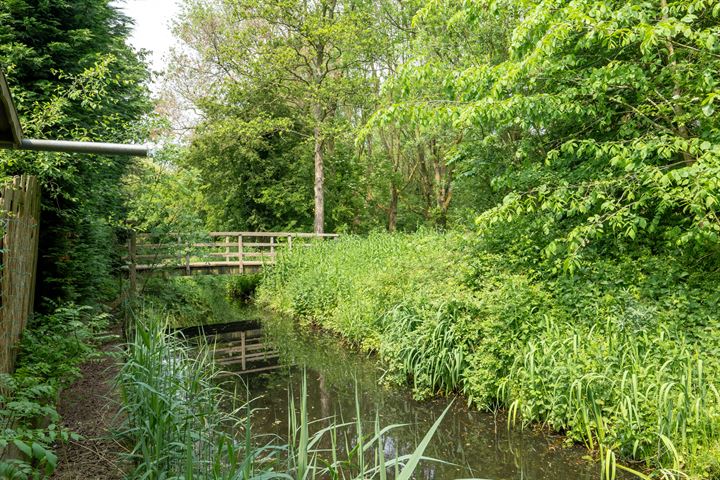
[118, 308, 281, 479]
[286, 371, 452, 479]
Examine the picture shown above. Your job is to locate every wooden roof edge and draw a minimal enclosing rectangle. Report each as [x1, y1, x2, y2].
[0, 68, 23, 146]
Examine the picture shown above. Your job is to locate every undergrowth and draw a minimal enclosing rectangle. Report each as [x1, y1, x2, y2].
[257, 232, 720, 479]
[0, 304, 110, 479]
[138, 275, 264, 328]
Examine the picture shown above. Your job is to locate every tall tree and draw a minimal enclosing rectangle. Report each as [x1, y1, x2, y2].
[0, 0, 151, 303]
[173, 0, 382, 233]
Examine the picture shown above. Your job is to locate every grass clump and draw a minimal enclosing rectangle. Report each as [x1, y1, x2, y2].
[258, 232, 720, 478]
[119, 308, 275, 478]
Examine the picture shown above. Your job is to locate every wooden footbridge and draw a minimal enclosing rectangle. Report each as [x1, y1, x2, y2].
[125, 231, 338, 276]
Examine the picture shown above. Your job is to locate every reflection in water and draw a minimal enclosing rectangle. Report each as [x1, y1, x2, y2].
[206, 318, 608, 480]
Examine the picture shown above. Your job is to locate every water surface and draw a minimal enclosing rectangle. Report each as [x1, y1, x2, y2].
[206, 317, 611, 480]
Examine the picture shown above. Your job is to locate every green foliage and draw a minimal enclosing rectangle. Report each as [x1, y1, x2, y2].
[0, 0, 152, 304]
[138, 275, 262, 328]
[122, 146, 209, 235]
[383, 0, 720, 270]
[224, 274, 262, 303]
[0, 305, 110, 479]
[259, 232, 720, 477]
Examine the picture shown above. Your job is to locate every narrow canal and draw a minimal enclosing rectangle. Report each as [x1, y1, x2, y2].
[188, 315, 614, 480]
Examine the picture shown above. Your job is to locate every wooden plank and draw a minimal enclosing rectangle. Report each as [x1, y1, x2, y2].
[208, 231, 339, 238]
[213, 343, 272, 355]
[215, 353, 280, 366]
[128, 231, 137, 296]
[217, 364, 283, 375]
[0, 176, 41, 375]
[210, 328, 263, 339]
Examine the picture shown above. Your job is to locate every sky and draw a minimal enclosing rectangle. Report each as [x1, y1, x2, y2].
[116, 0, 183, 86]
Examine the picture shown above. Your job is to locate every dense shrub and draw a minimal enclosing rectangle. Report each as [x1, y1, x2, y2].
[258, 232, 720, 477]
[139, 275, 264, 328]
[224, 274, 261, 302]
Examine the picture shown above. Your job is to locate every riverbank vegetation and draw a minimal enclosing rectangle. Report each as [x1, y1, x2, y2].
[1, 0, 719, 478]
[259, 233, 720, 477]
[137, 275, 262, 328]
[120, 307, 451, 479]
[0, 305, 110, 478]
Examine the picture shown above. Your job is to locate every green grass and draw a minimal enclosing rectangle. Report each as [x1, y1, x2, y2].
[257, 232, 720, 479]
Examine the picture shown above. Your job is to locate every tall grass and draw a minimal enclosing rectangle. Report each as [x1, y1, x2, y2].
[258, 232, 720, 478]
[285, 372, 453, 479]
[118, 309, 279, 479]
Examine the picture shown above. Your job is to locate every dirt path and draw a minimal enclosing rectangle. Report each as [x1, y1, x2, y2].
[51, 335, 129, 480]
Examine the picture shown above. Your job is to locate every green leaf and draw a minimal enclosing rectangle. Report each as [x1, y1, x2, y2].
[13, 439, 32, 458]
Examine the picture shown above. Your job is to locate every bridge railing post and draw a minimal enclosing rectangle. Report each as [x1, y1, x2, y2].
[238, 234, 244, 274]
[288, 234, 293, 253]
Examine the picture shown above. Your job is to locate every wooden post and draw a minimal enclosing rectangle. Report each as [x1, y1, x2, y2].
[128, 231, 137, 296]
[241, 330, 246, 371]
[288, 234, 293, 253]
[26, 176, 40, 318]
[270, 235, 275, 262]
[225, 235, 230, 263]
[238, 234, 244, 274]
[185, 251, 191, 276]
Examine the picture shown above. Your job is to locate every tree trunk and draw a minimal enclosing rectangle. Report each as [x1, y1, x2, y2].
[313, 121, 325, 234]
[388, 183, 398, 232]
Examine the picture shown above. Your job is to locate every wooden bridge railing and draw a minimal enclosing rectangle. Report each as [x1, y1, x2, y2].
[126, 231, 339, 275]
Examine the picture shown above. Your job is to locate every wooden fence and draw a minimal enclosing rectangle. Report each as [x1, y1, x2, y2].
[0, 175, 41, 375]
[126, 231, 339, 276]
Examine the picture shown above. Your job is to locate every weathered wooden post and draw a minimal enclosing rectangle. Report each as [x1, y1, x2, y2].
[288, 233, 293, 253]
[270, 235, 275, 262]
